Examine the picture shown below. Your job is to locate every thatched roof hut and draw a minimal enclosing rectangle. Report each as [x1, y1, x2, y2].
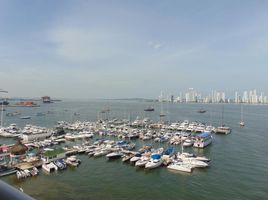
[9, 140, 28, 155]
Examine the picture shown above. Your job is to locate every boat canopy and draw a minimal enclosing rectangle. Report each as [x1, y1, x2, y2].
[164, 147, 174, 155]
[151, 154, 161, 159]
[196, 132, 211, 138]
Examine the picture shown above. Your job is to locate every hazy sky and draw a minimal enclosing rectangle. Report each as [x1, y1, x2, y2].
[0, 0, 268, 99]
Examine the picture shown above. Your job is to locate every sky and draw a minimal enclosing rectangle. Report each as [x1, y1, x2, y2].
[0, 0, 268, 99]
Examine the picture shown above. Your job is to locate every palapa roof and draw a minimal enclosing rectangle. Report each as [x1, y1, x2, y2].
[9, 140, 28, 155]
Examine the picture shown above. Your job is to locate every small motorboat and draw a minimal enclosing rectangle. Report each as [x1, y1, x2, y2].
[182, 139, 194, 147]
[20, 116, 31, 119]
[121, 154, 134, 162]
[197, 109, 206, 113]
[130, 153, 142, 163]
[144, 106, 155, 112]
[65, 156, 81, 167]
[145, 154, 163, 169]
[167, 162, 193, 173]
[135, 156, 150, 168]
[106, 151, 123, 159]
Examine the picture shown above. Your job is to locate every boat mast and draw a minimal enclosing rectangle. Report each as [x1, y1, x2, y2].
[241, 104, 243, 122]
[0, 89, 8, 128]
[221, 104, 224, 126]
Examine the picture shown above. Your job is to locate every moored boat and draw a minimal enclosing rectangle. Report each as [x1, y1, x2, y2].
[65, 156, 81, 167]
[145, 153, 163, 169]
[193, 132, 212, 148]
[0, 166, 17, 177]
[106, 151, 123, 159]
[167, 161, 193, 173]
[42, 162, 58, 173]
[215, 126, 231, 134]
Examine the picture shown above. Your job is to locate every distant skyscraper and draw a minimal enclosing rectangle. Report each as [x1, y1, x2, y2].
[185, 88, 197, 102]
[235, 91, 239, 103]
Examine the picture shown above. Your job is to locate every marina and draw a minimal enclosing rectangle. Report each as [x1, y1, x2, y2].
[0, 100, 267, 200]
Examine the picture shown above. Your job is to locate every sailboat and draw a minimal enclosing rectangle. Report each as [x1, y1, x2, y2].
[239, 104, 245, 127]
[215, 104, 231, 134]
[159, 100, 166, 118]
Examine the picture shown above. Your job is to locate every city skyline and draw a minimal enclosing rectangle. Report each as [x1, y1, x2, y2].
[1, 1, 268, 99]
[159, 88, 267, 104]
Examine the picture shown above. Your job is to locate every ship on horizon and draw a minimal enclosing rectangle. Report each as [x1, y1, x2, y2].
[144, 106, 155, 112]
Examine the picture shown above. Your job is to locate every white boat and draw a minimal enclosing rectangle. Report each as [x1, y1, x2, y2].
[42, 162, 58, 173]
[181, 158, 209, 168]
[65, 156, 81, 167]
[65, 133, 76, 140]
[239, 121, 245, 126]
[16, 171, 24, 179]
[20, 116, 31, 119]
[24, 169, 31, 177]
[215, 126, 231, 134]
[167, 162, 193, 173]
[239, 104, 245, 127]
[195, 156, 210, 162]
[135, 155, 150, 167]
[106, 151, 123, 159]
[93, 149, 111, 157]
[130, 153, 142, 163]
[193, 132, 212, 148]
[121, 154, 134, 162]
[215, 104, 231, 134]
[30, 167, 39, 176]
[177, 151, 210, 163]
[177, 120, 189, 131]
[145, 154, 163, 169]
[182, 139, 194, 147]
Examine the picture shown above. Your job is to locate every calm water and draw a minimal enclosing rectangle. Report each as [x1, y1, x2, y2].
[1, 100, 268, 200]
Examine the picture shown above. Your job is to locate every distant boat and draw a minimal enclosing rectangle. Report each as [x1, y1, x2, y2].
[0, 101, 9, 106]
[197, 109, 206, 113]
[20, 116, 31, 119]
[144, 106, 154, 112]
[239, 104, 245, 127]
[215, 104, 231, 134]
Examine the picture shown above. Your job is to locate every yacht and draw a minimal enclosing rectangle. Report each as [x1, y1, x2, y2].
[177, 120, 189, 131]
[65, 156, 81, 167]
[182, 139, 194, 147]
[121, 153, 134, 162]
[193, 132, 212, 148]
[145, 153, 163, 169]
[135, 152, 151, 167]
[215, 126, 231, 134]
[106, 151, 123, 159]
[167, 161, 193, 173]
[130, 153, 142, 163]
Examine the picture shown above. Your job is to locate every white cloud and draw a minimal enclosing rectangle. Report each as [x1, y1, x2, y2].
[49, 28, 127, 63]
[148, 41, 164, 50]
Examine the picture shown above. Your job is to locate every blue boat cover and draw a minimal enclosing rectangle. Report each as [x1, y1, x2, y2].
[197, 132, 211, 138]
[151, 154, 161, 159]
[164, 147, 174, 155]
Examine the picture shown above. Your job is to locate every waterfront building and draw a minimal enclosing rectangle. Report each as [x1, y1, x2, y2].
[185, 88, 197, 103]
[41, 148, 66, 163]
